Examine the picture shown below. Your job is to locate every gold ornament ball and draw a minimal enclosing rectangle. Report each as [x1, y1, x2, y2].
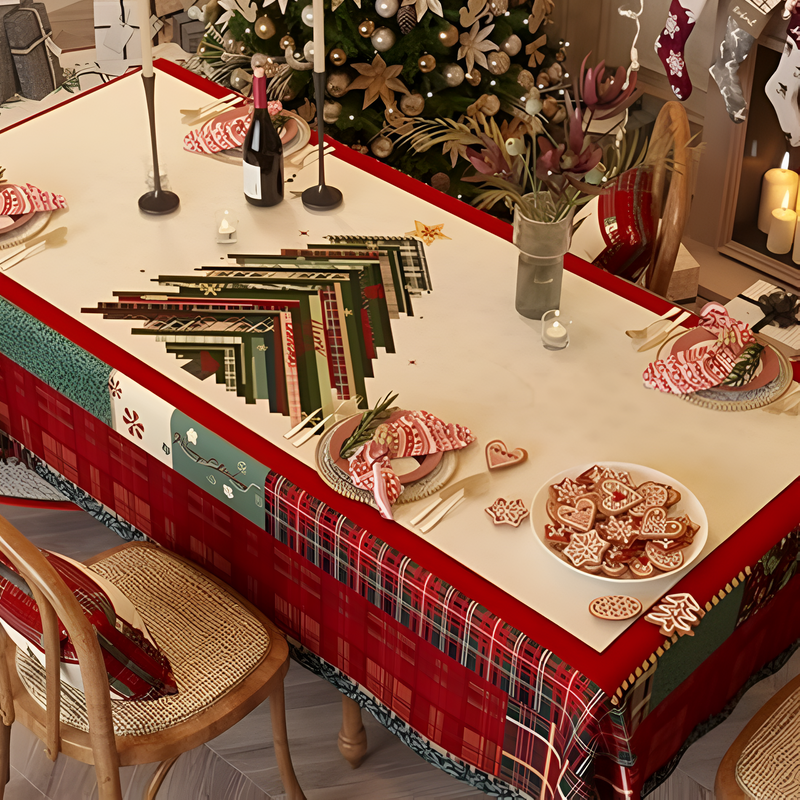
[230, 67, 251, 93]
[486, 51, 510, 75]
[326, 69, 351, 97]
[431, 172, 450, 193]
[489, 0, 507, 14]
[541, 96, 558, 118]
[501, 34, 521, 56]
[536, 72, 551, 88]
[222, 30, 237, 50]
[418, 54, 436, 73]
[517, 69, 534, 90]
[236, 41, 249, 56]
[465, 70, 481, 86]
[358, 20, 375, 37]
[438, 24, 458, 47]
[443, 63, 464, 87]
[323, 100, 342, 124]
[399, 92, 425, 115]
[371, 136, 393, 158]
[330, 47, 347, 66]
[254, 15, 276, 39]
[551, 106, 567, 124]
[279, 34, 295, 50]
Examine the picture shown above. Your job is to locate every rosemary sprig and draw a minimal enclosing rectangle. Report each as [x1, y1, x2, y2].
[339, 392, 399, 459]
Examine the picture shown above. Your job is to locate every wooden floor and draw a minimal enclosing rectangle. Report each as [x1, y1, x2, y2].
[0, 504, 484, 800]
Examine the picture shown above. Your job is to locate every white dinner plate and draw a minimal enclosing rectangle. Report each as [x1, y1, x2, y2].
[531, 461, 708, 585]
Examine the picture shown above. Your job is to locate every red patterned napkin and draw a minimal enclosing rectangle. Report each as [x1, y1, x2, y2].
[0, 183, 67, 216]
[183, 101, 283, 155]
[643, 302, 755, 394]
[347, 410, 475, 519]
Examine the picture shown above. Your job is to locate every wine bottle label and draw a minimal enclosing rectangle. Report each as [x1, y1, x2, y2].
[243, 161, 262, 200]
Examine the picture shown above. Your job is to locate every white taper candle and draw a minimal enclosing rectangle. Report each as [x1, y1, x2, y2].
[312, 0, 325, 73]
[138, 0, 154, 77]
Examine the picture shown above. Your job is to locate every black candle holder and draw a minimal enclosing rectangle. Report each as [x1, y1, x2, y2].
[139, 73, 180, 215]
[302, 71, 343, 211]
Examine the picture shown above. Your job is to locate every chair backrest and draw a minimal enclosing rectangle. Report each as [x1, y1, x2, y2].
[643, 100, 693, 298]
[0, 513, 120, 783]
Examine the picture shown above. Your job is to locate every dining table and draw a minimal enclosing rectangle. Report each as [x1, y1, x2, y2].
[1, 61, 799, 800]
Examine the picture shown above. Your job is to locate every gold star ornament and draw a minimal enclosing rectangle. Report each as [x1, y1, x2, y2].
[347, 54, 410, 110]
[405, 221, 452, 245]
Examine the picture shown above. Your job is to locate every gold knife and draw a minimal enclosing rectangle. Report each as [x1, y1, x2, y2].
[410, 472, 489, 527]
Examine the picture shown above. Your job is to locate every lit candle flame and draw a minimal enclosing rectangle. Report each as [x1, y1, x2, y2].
[782, 190, 790, 211]
[782, 152, 790, 170]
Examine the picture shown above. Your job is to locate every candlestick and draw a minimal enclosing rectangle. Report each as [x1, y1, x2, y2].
[759, 158, 798, 233]
[302, 0, 343, 211]
[767, 205, 797, 254]
[137, 0, 179, 215]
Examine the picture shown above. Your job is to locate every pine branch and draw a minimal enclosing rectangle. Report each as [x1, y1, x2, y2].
[339, 392, 399, 458]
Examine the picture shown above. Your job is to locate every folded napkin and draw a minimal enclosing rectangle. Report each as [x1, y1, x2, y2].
[643, 302, 755, 395]
[183, 101, 282, 155]
[347, 410, 475, 519]
[0, 183, 67, 216]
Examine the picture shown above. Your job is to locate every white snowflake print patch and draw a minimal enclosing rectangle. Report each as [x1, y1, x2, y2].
[666, 51, 684, 77]
[665, 13, 679, 36]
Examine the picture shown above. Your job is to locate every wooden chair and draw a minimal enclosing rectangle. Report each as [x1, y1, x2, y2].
[715, 671, 800, 799]
[0, 513, 307, 800]
[643, 100, 694, 299]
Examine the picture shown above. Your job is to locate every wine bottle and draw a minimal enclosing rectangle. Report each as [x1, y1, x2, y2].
[242, 62, 284, 207]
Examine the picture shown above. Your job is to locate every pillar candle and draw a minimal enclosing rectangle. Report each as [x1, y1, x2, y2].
[792, 217, 800, 264]
[767, 206, 797, 254]
[759, 167, 798, 233]
[138, 0, 154, 78]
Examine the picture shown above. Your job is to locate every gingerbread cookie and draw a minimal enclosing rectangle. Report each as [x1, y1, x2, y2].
[644, 592, 704, 637]
[563, 529, 610, 570]
[598, 480, 644, 516]
[589, 595, 642, 621]
[556, 497, 597, 532]
[645, 542, 684, 571]
[486, 498, 530, 527]
[485, 439, 528, 470]
[638, 507, 685, 540]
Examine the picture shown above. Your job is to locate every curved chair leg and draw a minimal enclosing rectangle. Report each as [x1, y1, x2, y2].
[0, 722, 9, 799]
[269, 678, 307, 800]
[144, 755, 180, 800]
[338, 696, 367, 769]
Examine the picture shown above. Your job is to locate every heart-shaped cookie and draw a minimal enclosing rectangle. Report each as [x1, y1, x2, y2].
[629, 482, 669, 517]
[639, 507, 685, 540]
[598, 479, 643, 515]
[485, 439, 528, 470]
[645, 543, 685, 571]
[556, 497, 597, 532]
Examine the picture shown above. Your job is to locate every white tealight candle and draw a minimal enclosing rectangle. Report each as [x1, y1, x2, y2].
[312, 0, 325, 73]
[767, 192, 797, 254]
[541, 310, 570, 350]
[792, 218, 800, 264]
[138, 0, 154, 78]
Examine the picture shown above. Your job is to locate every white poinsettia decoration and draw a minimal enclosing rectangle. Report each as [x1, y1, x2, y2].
[217, 0, 258, 30]
[400, 0, 443, 23]
[666, 51, 684, 77]
[458, 21, 499, 75]
[664, 12, 679, 36]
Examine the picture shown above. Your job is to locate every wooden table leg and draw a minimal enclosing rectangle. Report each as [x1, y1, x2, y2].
[0, 722, 9, 798]
[338, 695, 367, 769]
[269, 678, 307, 800]
[144, 755, 180, 800]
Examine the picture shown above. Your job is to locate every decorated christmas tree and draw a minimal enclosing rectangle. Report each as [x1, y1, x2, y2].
[189, 0, 571, 204]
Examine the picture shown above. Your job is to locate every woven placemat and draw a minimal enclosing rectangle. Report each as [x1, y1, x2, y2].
[736, 684, 800, 799]
[16, 545, 271, 737]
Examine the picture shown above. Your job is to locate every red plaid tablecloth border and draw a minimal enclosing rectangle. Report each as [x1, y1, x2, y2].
[264, 473, 635, 799]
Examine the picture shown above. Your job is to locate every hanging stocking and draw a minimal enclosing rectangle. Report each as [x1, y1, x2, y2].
[766, 10, 800, 145]
[654, 0, 709, 100]
[709, 0, 782, 122]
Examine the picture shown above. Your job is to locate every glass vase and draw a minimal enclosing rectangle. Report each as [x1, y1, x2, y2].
[512, 200, 575, 320]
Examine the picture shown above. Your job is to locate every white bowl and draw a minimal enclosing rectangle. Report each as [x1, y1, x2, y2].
[531, 462, 708, 585]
